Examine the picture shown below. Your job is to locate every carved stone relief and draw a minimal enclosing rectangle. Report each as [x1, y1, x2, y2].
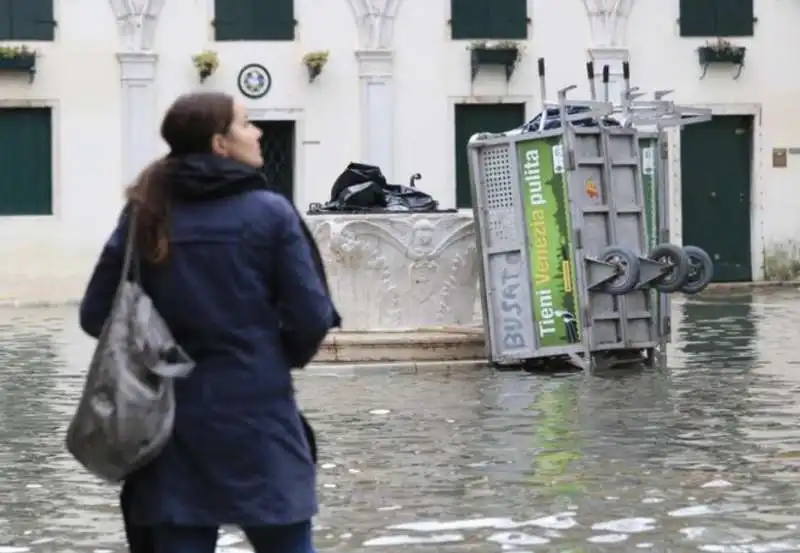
[108, 0, 165, 51]
[347, 0, 404, 49]
[581, 0, 636, 47]
[307, 213, 480, 331]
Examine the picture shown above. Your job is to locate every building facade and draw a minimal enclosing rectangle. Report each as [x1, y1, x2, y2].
[0, 0, 792, 303]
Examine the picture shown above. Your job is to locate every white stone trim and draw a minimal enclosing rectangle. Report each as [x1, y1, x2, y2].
[667, 102, 762, 280]
[246, 108, 308, 209]
[117, 52, 159, 185]
[347, 0, 406, 49]
[587, 47, 630, 62]
[109, 0, 166, 51]
[355, 50, 395, 176]
[445, 96, 534, 208]
[108, 0, 128, 19]
[355, 49, 393, 77]
[582, 0, 636, 48]
[0, 99, 60, 220]
[117, 51, 158, 80]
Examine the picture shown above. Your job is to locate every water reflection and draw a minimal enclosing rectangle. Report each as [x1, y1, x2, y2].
[0, 308, 123, 550]
[0, 294, 798, 552]
[678, 293, 758, 367]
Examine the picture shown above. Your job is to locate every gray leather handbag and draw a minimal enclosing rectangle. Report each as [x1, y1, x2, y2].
[66, 208, 195, 483]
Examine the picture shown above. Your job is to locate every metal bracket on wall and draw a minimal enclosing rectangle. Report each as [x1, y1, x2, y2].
[699, 61, 745, 80]
[698, 48, 746, 81]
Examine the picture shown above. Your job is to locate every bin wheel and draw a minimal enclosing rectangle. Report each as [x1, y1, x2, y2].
[650, 243, 691, 293]
[598, 246, 641, 295]
[680, 245, 714, 294]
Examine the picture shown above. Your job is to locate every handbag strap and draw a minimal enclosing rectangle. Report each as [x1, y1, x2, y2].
[117, 204, 143, 291]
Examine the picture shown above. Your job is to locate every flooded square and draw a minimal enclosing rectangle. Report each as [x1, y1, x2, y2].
[1, 291, 799, 551]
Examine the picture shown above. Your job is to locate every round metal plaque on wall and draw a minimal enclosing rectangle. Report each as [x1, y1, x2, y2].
[237, 63, 272, 99]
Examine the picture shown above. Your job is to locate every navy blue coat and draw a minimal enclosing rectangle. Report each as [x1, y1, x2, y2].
[79, 156, 335, 527]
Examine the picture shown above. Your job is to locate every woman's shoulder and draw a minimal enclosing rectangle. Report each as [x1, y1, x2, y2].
[243, 188, 295, 218]
[239, 189, 302, 240]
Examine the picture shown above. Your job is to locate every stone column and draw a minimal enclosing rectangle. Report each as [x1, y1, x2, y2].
[355, 49, 394, 179]
[117, 52, 159, 184]
[109, 0, 165, 183]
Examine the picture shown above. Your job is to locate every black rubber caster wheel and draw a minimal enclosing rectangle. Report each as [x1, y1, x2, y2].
[650, 243, 691, 293]
[598, 246, 641, 295]
[680, 245, 714, 294]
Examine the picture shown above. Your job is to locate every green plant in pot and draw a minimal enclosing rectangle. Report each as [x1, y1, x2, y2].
[192, 50, 219, 82]
[697, 38, 745, 79]
[469, 40, 523, 81]
[698, 38, 745, 64]
[0, 45, 36, 70]
[302, 50, 329, 83]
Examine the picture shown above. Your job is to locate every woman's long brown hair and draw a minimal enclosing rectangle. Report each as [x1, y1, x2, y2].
[125, 158, 172, 263]
[122, 92, 235, 264]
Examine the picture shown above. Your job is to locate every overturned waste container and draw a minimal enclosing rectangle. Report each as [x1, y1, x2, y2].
[467, 59, 715, 372]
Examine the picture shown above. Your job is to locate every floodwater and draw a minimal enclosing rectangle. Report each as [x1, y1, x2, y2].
[1, 290, 800, 552]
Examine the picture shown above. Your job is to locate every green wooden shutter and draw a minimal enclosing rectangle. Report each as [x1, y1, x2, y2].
[251, 0, 294, 40]
[215, 0, 294, 41]
[487, 0, 527, 39]
[451, 0, 489, 40]
[679, 0, 717, 37]
[213, 0, 251, 41]
[452, 0, 528, 40]
[10, 0, 55, 40]
[0, 0, 13, 39]
[715, 0, 753, 36]
[0, 108, 52, 216]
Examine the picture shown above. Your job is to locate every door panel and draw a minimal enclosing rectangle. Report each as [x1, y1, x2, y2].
[454, 103, 526, 208]
[254, 120, 295, 203]
[0, 107, 52, 215]
[681, 115, 752, 281]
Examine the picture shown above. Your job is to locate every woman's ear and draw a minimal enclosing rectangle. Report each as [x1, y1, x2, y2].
[210, 134, 227, 157]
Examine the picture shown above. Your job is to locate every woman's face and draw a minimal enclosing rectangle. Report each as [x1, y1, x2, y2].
[211, 101, 263, 168]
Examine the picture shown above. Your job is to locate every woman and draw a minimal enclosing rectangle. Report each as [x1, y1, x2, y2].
[79, 92, 336, 553]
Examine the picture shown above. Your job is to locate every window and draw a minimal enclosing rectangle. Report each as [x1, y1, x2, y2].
[0, 0, 56, 41]
[679, 0, 753, 37]
[451, 0, 528, 40]
[0, 108, 53, 216]
[214, 0, 295, 41]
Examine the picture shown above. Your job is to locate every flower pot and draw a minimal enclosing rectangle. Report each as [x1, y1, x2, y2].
[470, 47, 519, 81]
[697, 45, 745, 65]
[0, 54, 36, 72]
[307, 64, 322, 83]
[472, 48, 518, 66]
[199, 65, 213, 82]
[697, 45, 746, 79]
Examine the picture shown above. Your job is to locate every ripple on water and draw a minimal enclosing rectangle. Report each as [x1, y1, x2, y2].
[0, 295, 799, 551]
